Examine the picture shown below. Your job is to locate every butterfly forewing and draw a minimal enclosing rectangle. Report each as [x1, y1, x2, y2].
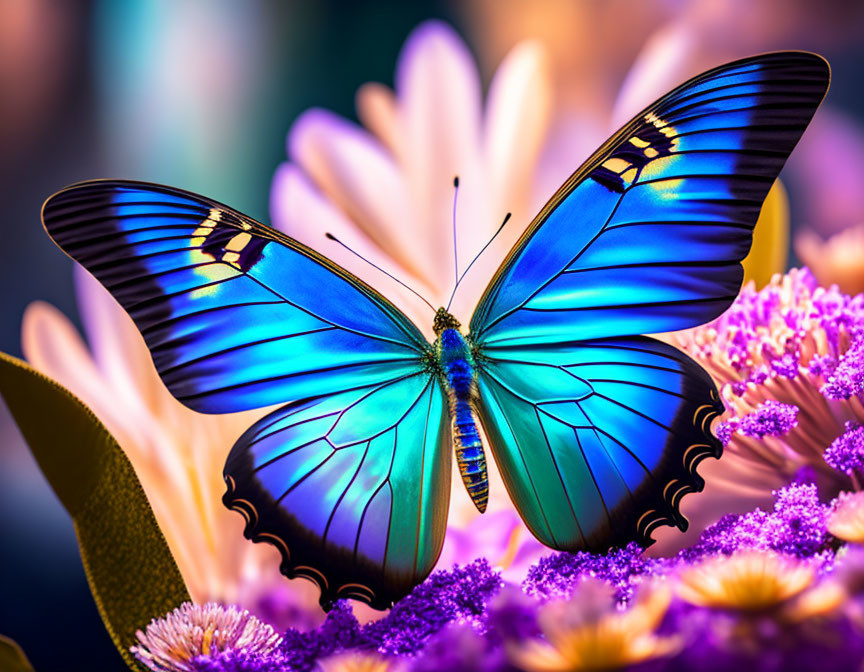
[42, 181, 428, 413]
[470, 52, 829, 346]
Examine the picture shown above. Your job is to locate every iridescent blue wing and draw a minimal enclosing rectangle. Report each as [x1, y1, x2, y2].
[42, 181, 429, 412]
[469, 53, 828, 551]
[470, 52, 829, 346]
[475, 338, 722, 550]
[224, 371, 450, 609]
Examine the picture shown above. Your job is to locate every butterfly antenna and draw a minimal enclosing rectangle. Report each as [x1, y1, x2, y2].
[325, 233, 436, 313]
[446, 212, 512, 311]
[452, 176, 460, 286]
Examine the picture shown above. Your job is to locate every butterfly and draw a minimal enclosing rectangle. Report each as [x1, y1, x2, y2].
[42, 52, 829, 610]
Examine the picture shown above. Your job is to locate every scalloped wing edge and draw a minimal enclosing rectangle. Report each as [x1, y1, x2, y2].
[633, 386, 724, 545]
[223, 474, 389, 610]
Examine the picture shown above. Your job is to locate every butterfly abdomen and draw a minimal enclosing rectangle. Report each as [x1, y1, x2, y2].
[436, 325, 488, 513]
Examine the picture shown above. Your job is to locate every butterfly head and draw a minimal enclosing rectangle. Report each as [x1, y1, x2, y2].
[433, 307, 461, 336]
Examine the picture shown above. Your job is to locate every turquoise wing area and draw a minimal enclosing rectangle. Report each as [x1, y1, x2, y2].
[470, 52, 829, 347]
[41, 180, 429, 413]
[474, 337, 723, 551]
[223, 371, 450, 609]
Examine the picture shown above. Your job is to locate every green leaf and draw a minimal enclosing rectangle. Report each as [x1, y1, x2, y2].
[0, 352, 190, 670]
[0, 635, 35, 672]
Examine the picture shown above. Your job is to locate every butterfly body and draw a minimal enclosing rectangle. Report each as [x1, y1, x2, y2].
[40, 52, 830, 610]
[432, 309, 488, 512]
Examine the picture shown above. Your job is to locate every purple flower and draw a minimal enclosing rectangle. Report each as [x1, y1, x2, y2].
[408, 624, 504, 672]
[687, 483, 831, 560]
[364, 558, 502, 656]
[522, 542, 661, 605]
[191, 650, 287, 672]
[275, 559, 502, 670]
[823, 336, 864, 400]
[824, 422, 864, 474]
[716, 401, 799, 447]
[660, 269, 864, 556]
[484, 586, 541, 643]
[279, 601, 368, 672]
[735, 401, 799, 439]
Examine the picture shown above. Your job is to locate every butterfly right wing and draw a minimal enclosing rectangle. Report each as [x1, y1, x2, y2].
[224, 369, 450, 610]
[42, 180, 429, 413]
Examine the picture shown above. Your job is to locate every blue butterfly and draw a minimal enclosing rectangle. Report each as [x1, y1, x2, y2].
[42, 52, 829, 609]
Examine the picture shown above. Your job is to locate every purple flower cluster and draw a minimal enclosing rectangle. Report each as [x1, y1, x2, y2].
[684, 268, 864, 393]
[364, 558, 501, 655]
[823, 336, 864, 399]
[522, 541, 658, 604]
[184, 482, 864, 672]
[716, 400, 799, 445]
[193, 559, 503, 672]
[687, 482, 832, 560]
[520, 483, 834, 612]
[824, 421, 864, 475]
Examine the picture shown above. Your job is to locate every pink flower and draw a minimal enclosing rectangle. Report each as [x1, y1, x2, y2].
[131, 602, 281, 672]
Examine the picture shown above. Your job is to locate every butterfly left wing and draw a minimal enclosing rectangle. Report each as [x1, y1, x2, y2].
[469, 52, 829, 552]
[224, 370, 450, 610]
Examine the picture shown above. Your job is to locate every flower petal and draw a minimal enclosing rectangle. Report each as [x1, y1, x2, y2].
[356, 81, 400, 154]
[483, 40, 552, 226]
[446, 39, 554, 321]
[796, 225, 864, 296]
[270, 162, 435, 333]
[609, 21, 701, 131]
[21, 300, 128, 434]
[394, 20, 484, 298]
[288, 108, 424, 286]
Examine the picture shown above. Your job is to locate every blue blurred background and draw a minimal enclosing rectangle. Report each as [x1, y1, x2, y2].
[1, 1, 863, 669]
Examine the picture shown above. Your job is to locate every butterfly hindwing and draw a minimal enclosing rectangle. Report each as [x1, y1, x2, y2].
[42, 181, 429, 413]
[469, 52, 829, 551]
[470, 52, 829, 347]
[475, 337, 722, 551]
[224, 371, 450, 609]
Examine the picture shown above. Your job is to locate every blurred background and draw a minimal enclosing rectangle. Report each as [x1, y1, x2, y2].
[1, 1, 864, 669]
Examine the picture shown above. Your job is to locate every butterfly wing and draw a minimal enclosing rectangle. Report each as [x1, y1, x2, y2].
[224, 371, 450, 609]
[470, 52, 829, 347]
[42, 180, 449, 607]
[469, 53, 829, 551]
[42, 180, 429, 413]
[475, 337, 722, 550]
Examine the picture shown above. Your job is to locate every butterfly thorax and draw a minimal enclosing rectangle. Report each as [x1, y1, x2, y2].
[433, 308, 488, 513]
